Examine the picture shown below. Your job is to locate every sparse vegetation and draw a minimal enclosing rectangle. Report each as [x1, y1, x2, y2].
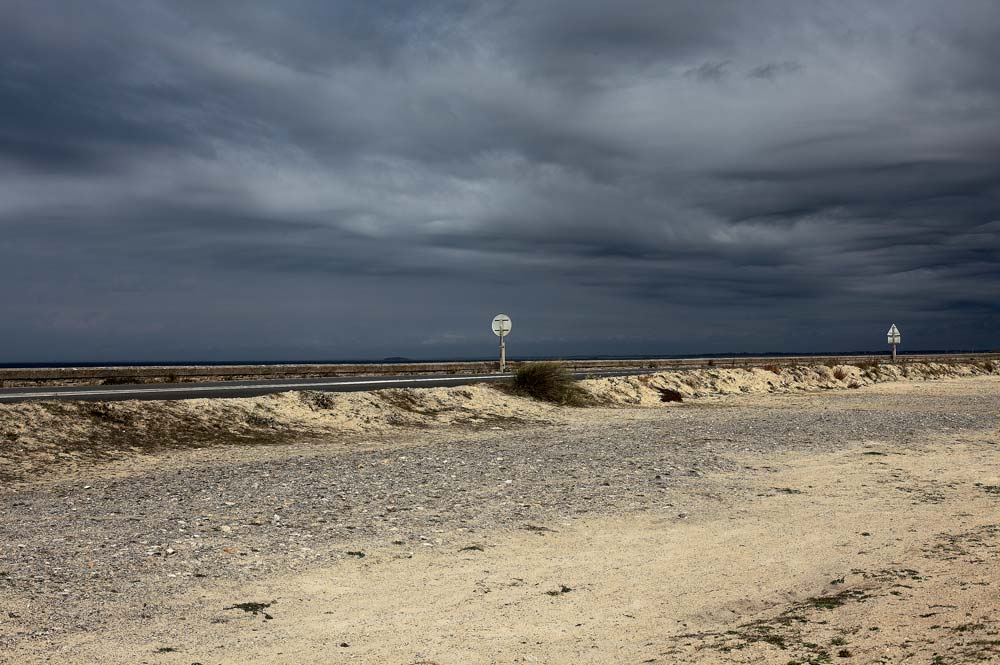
[763, 364, 782, 375]
[506, 362, 591, 406]
[225, 601, 274, 620]
[833, 367, 848, 381]
[681, 373, 700, 388]
[655, 387, 684, 403]
[101, 376, 136, 385]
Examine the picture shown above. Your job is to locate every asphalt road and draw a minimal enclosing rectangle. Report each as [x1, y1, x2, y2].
[0, 369, 651, 403]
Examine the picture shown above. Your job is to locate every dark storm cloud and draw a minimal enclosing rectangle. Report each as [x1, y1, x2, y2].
[1, 0, 998, 361]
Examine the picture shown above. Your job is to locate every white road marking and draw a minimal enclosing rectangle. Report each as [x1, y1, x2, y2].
[0, 374, 514, 400]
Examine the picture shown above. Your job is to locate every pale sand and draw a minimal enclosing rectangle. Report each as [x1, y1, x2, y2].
[2, 361, 995, 482]
[9, 379, 999, 664]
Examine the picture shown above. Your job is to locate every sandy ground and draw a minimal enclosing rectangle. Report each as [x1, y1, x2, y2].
[2, 376, 999, 664]
[2, 361, 994, 482]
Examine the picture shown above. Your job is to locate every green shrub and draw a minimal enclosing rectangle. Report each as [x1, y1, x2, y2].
[507, 362, 591, 405]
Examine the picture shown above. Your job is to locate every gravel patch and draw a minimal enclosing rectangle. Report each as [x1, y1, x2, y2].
[1, 378, 999, 649]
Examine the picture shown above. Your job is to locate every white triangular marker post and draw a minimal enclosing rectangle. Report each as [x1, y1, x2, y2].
[886, 324, 901, 362]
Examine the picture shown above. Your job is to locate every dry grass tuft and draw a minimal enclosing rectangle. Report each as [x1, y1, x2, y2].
[833, 367, 848, 381]
[655, 387, 684, 403]
[762, 364, 782, 375]
[506, 362, 592, 406]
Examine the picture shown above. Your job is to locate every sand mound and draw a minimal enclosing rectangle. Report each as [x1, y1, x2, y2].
[581, 361, 996, 405]
[0, 385, 555, 481]
[1, 361, 995, 481]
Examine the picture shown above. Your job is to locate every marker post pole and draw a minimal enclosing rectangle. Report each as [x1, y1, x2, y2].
[491, 314, 512, 373]
[887, 324, 901, 363]
[499, 332, 506, 372]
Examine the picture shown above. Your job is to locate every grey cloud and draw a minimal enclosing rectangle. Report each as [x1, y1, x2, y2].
[748, 61, 802, 80]
[1, 0, 998, 361]
[685, 60, 732, 82]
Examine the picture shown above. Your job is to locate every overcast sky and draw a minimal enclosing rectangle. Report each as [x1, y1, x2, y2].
[2, 1, 998, 362]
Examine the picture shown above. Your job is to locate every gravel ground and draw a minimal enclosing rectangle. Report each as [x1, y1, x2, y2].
[2, 379, 999, 655]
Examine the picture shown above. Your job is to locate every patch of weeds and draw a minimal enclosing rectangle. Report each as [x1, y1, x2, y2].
[762, 364, 782, 375]
[303, 391, 338, 410]
[101, 376, 140, 385]
[346, 551, 365, 558]
[155, 647, 178, 653]
[754, 633, 787, 649]
[523, 524, 556, 534]
[87, 403, 137, 425]
[833, 367, 848, 381]
[807, 589, 869, 610]
[377, 390, 444, 416]
[774, 487, 804, 494]
[893, 568, 924, 581]
[225, 601, 274, 620]
[675, 581, 883, 662]
[953, 623, 986, 633]
[459, 544, 485, 552]
[545, 585, 573, 596]
[504, 362, 592, 406]
[654, 387, 683, 403]
[245, 410, 280, 427]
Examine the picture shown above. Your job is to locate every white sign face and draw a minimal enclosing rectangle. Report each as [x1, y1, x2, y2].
[887, 323, 901, 345]
[492, 314, 512, 337]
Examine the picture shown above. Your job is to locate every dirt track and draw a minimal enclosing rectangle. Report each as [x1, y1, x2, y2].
[1, 376, 999, 664]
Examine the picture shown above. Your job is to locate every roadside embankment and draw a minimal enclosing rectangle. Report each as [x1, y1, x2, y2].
[0, 361, 996, 482]
[2, 353, 997, 387]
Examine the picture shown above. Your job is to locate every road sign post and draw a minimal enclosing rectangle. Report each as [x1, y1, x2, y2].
[491, 314, 512, 372]
[887, 324, 901, 362]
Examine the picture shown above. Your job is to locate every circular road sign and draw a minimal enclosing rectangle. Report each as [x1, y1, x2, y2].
[492, 314, 512, 337]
